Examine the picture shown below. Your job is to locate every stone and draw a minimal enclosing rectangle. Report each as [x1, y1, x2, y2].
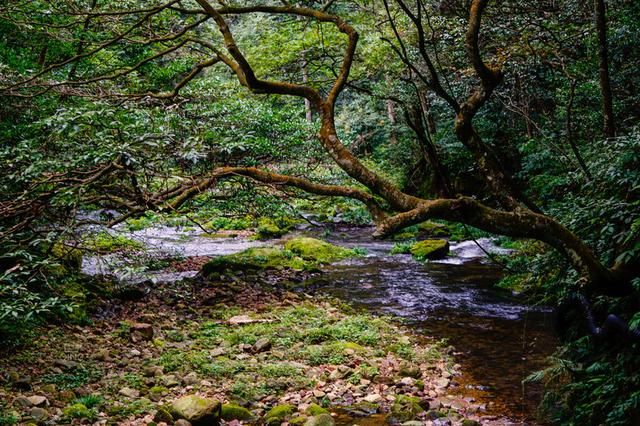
[153, 407, 174, 423]
[182, 372, 199, 386]
[13, 396, 33, 408]
[171, 395, 220, 425]
[264, 404, 295, 425]
[363, 394, 382, 403]
[27, 396, 47, 406]
[253, 338, 272, 353]
[162, 375, 181, 387]
[435, 378, 450, 388]
[462, 420, 481, 426]
[131, 323, 154, 341]
[175, 420, 192, 426]
[433, 418, 452, 426]
[29, 407, 49, 422]
[400, 377, 415, 386]
[304, 413, 335, 426]
[119, 387, 140, 398]
[220, 404, 255, 421]
[54, 359, 78, 370]
[409, 239, 450, 260]
[313, 390, 326, 398]
[40, 384, 56, 394]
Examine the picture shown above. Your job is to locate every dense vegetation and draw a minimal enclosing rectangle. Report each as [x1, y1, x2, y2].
[1, 0, 639, 424]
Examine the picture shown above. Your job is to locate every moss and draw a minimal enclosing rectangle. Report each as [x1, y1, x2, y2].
[255, 218, 288, 239]
[289, 416, 308, 425]
[50, 243, 83, 275]
[283, 237, 357, 264]
[417, 221, 451, 237]
[388, 395, 424, 423]
[409, 239, 449, 260]
[63, 403, 96, 420]
[84, 231, 143, 253]
[201, 247, 309, 275]
[306, 403, 328, 416]
[220, 404, 255, 421]
[265, 404, 295, 425]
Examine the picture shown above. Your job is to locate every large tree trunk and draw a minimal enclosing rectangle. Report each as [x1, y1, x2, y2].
[594, 0, 616, 138]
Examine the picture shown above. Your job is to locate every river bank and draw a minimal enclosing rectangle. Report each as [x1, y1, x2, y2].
[1, 224, 555, 425]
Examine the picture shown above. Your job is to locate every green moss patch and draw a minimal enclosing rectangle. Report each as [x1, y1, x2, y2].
[283, 237, 359, 263]
[409, 239, 449, 260]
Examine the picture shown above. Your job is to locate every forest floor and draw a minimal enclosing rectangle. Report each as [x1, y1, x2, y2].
[0, 265, 522, 426]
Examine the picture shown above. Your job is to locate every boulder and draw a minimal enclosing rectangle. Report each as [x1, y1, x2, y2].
[409, 239, 449, 260]
[131, 323, 154, 341]
[264, 404, 295, 425]
[171, 395, 220, 425]
[220, 404, 255, 421]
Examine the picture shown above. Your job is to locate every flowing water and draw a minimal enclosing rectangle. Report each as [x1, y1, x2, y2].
[82, 222, 556, 423]
[304, 226, 556, 423]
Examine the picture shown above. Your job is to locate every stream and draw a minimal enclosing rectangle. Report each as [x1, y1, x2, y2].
[82, 223, 556, 424]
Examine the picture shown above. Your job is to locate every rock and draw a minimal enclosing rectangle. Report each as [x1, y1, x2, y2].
[409, 239, 450, 260]
[27, 396, 47, 407]
[306, 403, 328, 416]
[304, 413, 335, 426]
[171, 395, 221, 425]
[54, 359, 78, 370]
[399, 366, 421, 378]
[401, 422, 424, 426]
[148, 386, 168, 402]
[209, 347, 226, 357]
[253, 338, 272, 353]
[119, 387, 140, 398]
[29, 407, 48, 422]
[313, 390, 326, 398]
[144, 366, 163, 377]
[435, 378, 450, 388]
[363, 394, 382, 403]
[58, 390, 76, 402]
[13, 396, 33, 408]
[264, 404, 295, 425]
[92, 349, 110, 361]
[462, 420, 481, 426]
[433, 418, 452, 426]
[399, 377, 415, 386]
[182, 372, 199, 386]
[131, 323, 154, 341]
[40, 384, 56, 394]
[175, 420, 192, 426]
[153, 407, 174, 423]
[162, 375, 181, 387]
[220, 404, 255, 421]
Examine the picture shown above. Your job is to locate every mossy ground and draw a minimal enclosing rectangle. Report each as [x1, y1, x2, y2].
[0, 269, 485, 425]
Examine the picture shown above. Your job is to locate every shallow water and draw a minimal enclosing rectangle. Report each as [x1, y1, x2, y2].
[304, 226, 556, 422]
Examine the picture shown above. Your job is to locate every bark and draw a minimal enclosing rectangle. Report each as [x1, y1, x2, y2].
[594, 0, 616, 138]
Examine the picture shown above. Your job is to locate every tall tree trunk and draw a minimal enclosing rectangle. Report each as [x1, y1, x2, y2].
[387, 98, 398, 144]
[301, 54, 313, 123]
[594, 0, 616, 138]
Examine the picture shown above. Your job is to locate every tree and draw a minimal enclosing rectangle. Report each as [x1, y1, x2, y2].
[0, 0, 636, 299]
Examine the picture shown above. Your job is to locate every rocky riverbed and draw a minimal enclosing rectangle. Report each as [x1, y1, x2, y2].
[0, 269, 517, 426]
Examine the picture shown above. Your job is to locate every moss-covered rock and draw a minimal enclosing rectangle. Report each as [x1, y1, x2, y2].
[387, 395, 424, 423]
[306, 403, 328, 416]
[170, 395, 220, 425]
[201, 238, 359, 276]
[304, 413, 335, 426]
[255, 218, 288, 239]
[409, 239, 449, 260]
[220, 404, 255, 421]
[63, 403, 94, 420]
[283, 237, 357, 264]
[264, 404, 295, 425]
[201, 247, 309, 275]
